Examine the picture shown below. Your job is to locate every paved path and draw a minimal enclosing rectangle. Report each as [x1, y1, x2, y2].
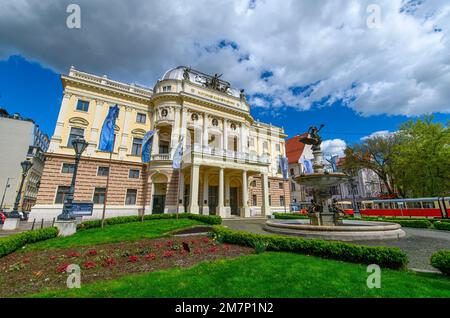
[222, 218, 450, 271]
[0, 220, 54, 238]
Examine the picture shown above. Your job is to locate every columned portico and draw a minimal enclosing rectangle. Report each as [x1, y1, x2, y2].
[261, 173, 270, 216]
[217, 167, 226, 217]
[240, 170, 250, 217]
[202, 171, 209, 215]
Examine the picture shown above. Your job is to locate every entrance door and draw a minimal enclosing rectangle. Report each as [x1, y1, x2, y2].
[208, 186, 218, 215]
[230, 187, 239, 216]
[152, 195, 165, 214]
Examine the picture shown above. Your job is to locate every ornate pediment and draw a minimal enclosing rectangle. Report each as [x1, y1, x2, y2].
[131, 128, 146, 136]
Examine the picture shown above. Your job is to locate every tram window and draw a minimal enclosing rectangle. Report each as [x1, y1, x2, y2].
[422, 202, 434, 209]
[365, 203, 373, 209]
[382, 203, 390, 209]
[374, 203, 382, 209]
[407, 202, 422, 209]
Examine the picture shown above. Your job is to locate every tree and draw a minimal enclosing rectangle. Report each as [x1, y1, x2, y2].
[392, 116, 450, 197]
[343, 134, 401, 196]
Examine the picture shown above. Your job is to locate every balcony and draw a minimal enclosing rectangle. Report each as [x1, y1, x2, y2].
[151, 153, 172, 161]
[184, 144, 270, 165]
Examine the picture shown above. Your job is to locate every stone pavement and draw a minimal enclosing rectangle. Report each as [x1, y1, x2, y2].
[222, 218, 450, 271]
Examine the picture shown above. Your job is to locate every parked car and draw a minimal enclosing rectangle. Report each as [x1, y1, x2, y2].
[0, 210, 29, 222]
[0, 211, 6, 224]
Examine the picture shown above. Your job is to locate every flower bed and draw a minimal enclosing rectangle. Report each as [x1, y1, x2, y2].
[0, 235, 251, 297]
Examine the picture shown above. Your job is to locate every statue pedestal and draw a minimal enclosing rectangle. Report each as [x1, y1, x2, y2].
[308, 212, 321, 226]
[2, 218, 20, 231]
[54, 220, 77, 237]
[320, 213, 335, 226]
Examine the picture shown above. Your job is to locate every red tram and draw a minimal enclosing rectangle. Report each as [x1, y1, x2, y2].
[338, 197, 450, 218]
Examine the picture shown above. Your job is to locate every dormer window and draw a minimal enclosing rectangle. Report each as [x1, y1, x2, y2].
[162, 85, 172, 92]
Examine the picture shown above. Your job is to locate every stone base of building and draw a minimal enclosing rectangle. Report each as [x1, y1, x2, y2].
[2, 217, 20, 230]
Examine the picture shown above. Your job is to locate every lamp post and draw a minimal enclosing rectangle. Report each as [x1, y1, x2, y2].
[57, 137, 88, 221]
[348, 176, 361, 219]
[10, 160, 33, 218]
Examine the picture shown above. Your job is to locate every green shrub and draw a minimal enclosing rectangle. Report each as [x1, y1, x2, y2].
[273, 213, 309, 220]
[360, 217, 432, 229]
[433, 222, 450, 231]
[0, 227, 58, 258]
[430, 250, 450, 275]
[211, 226, 408, 269]
[77, 213, 221, 231]
[252, 240, 268, 254]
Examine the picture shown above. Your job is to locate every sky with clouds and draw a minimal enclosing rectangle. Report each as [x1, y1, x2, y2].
[0, 0, 449, 156]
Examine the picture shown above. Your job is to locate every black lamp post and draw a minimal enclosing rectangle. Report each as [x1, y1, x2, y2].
[57, 137, 88, 221]
[348, 176, 361, 219]
[10, 160, 33, 218]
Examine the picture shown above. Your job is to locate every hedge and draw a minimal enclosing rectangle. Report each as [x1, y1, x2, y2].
[433, 222, 450, 231]
[357, 217, 433, 229]
[0, 227, 59, 258]
[211, 226, 408, 269]
[77, 213, 221, 231]
[430, 250, 450, 275]
[273, 213, 309, 220]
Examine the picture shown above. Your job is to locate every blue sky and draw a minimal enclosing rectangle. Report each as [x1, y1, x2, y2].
[0, 54, 448, 151]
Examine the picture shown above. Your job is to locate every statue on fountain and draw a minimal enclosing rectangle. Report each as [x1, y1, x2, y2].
[299, 124, 325, 151]
[330, 198, 345, 225]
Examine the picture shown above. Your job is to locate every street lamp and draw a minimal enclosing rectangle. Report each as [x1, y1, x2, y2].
[348, 176, 361, 219]
[57, 137, 88, 221]
[10, 160, 33, 218]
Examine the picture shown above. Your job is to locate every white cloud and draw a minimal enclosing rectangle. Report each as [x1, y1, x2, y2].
[360, 130, 394, 140]
[0, 0, 449, 116]
[321, 139, 347, 156]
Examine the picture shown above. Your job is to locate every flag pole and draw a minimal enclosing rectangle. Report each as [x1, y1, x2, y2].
[176, 165, 181, 220]
[101, 150, 113, 228]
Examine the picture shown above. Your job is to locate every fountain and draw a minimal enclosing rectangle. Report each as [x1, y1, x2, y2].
[264, 125, 405, 241]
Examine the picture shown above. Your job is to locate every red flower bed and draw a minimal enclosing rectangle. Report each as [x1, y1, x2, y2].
[163, 250, 175, 258]
[67, 251, 80, 258]
[128, 255, 139, 263]
[102, 257, 116, 267]
[208, 246, 219, 253]
[87, 249, 97, 256]
[56, 264, 69, 273]
[83, 261, 97, 269]
[144, 253, 156, 260]
[194, 247, 203, 255]
[49, 256, 57, 261]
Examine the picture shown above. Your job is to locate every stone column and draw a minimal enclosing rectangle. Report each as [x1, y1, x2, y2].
[119, 107, 132, 159]
[261, 173, 270, 216]
[222, 119, 228, 150]
[202, 113, 208, 148]
[87, 100, 105, 155]
[151, 129, 159, 156]
[240, 170, 250, 217]
[202, 171, 209, 215]
[171, 106, 181, 156]
[180, 108, 187, 149]
[49, 93, 71, 152]
[188, 164, 200, 214]
[217, 167, 227, 217]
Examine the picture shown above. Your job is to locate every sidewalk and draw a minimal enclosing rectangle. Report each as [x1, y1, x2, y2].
[0, 220, 55, 238]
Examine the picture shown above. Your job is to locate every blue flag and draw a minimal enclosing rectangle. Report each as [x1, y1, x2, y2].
[300, 157, 314, 174]
[99, 105, 120, 152]
[141, 130, 155, 163]
[172, 137, 184, 169]
[279, 156, 289, 180]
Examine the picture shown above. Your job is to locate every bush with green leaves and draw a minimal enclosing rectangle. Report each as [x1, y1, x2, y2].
[430, 250, 450, 275]
[252, 239, 268, 254]
[433, 222, 450, 231]
[211, 226, 408, 269]
[0, 227, 59, 258]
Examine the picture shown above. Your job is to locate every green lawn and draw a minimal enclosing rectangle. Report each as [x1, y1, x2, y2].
[22, 219, 202, 251]
[32, 252, 450, 298]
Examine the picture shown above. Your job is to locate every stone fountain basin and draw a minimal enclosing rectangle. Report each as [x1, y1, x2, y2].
[264, 219, 406, 241]
[294, 173, 348, 188]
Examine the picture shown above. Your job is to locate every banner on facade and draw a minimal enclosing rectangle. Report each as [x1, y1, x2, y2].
[141, 130, 156, 163]
[172, 137, 184, 169]
[279, 156, 289, 180]
[98, 105, 120, 152]
[300, 156, 314, 174]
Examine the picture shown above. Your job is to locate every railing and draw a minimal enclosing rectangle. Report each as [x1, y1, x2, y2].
[184, 144, 270, 164]
[151, 153, 172, 161]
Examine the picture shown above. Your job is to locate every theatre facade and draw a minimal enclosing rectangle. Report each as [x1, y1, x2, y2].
[30, 66, 289, 220]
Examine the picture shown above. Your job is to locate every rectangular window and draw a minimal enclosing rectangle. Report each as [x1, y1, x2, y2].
[252, 194, 257, 206]
[249, 138, 255, 147]
[97, 166, 109, 176]
[290, 168, 294, 176]
[268, 181, 271, 188]
[125, 189, 137, 205]
[275, 143, 280, 151]
[162, 86, 172, 92]
[67, 127, 84, 147]
[76, 100, 89, 112]
[136, 113, 146, 124]
[131, 138, 143, 156]
[291, 182, 296, 191]
[263, 141, 268, 150]
[268, 195, 272, 206]
[93, 187, 106, 204]
[280, 196, 285, 206]
[55, 186, 70, 204]
[159, 141, 169, 154]
[279, 182, 283, 189]
[129, 169, 140, 179]
[61, 163, 75, 174]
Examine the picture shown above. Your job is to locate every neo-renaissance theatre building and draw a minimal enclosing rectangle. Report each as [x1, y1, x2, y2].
[31, 66, 289, 220]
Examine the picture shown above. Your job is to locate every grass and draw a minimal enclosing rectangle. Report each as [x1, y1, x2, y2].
[31, 252, 450, 298]
[21, 219, 202, 251]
